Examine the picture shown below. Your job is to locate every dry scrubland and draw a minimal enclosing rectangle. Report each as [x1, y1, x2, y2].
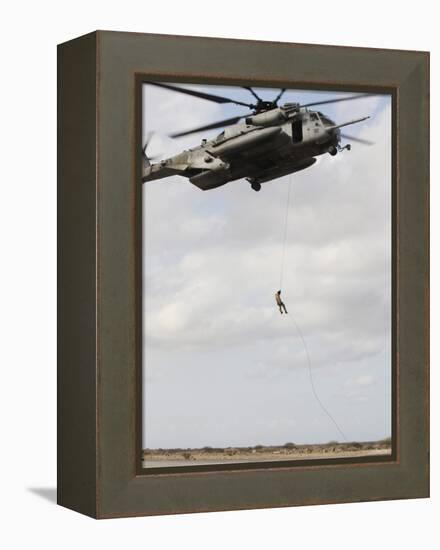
[143, 438, 392, 464]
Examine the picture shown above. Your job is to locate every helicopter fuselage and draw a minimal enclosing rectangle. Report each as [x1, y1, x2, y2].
[142, 105, 365, 191]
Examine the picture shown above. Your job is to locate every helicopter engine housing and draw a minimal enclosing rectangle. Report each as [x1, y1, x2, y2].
[245, 109, 287, 127]
[208, 126, 282, 156]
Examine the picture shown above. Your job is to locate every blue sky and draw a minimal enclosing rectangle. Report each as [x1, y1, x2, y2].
[142, 83, 392, 449]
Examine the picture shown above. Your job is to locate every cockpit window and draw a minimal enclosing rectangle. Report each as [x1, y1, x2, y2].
[310, 113, 319, 121]
[319, 114, 334, 127]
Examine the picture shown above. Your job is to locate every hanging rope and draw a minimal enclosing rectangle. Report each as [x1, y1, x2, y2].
[288, 316, 347, 442]
[279, 176, 292, 291]
[278, 175, 348, 442]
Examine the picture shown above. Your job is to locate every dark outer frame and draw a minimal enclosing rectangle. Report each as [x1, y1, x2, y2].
[57, 30, 429, 519]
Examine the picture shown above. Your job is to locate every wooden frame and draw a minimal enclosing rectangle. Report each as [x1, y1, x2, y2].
[57, 30, 429, 519]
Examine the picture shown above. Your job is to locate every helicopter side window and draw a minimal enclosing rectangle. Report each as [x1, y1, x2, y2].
[310, 113, 320, 126]
[319, 113, 334, 127]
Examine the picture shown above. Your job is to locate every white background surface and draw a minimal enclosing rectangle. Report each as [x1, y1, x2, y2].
[0, 1, 436, 547]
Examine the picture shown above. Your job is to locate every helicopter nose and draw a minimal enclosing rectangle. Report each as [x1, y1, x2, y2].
[334, 128, 341, 142]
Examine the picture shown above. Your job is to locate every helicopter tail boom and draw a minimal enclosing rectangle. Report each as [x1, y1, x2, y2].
[142, 162, 183, 183]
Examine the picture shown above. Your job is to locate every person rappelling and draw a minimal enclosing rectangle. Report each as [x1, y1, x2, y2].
[275, 290, 288, 314]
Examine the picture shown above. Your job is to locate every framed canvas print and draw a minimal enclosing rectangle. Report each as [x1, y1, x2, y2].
[58, 31, 429, 518]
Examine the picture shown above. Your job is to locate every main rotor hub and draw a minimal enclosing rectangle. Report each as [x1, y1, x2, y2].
[254, 100, 277, 113]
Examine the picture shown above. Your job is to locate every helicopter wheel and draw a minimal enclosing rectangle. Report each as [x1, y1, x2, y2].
[251, 183, 261, 192]
[328, 146, 338, 156]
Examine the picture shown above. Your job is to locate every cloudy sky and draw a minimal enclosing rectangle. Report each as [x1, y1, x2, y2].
[141, 83, 392, 449]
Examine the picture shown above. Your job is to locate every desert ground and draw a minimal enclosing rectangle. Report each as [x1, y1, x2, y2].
[142, 439, 392, 468]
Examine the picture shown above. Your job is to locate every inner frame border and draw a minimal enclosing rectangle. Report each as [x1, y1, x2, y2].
[135, 73, 398, 477]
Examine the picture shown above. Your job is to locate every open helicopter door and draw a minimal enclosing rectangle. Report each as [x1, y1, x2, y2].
[291, 119, 303, 143]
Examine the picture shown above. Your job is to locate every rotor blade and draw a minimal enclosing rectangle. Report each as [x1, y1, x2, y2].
[328, 116, 370, 131]
[170, 113, 252, 138]
[243, 86, 263, 102]
[341, 133, 374, 145]
[273, 88, 286, 104]
[147, 82, 254, 108]
[300, 93, 376, 108]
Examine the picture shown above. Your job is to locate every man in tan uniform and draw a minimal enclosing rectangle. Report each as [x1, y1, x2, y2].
[275, 290, 288, 314]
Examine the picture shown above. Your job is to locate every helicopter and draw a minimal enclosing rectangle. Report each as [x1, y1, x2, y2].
[142, 82, 374, 192]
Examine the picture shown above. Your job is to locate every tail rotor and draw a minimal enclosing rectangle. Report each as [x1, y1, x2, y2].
[142, 132, 160, 167]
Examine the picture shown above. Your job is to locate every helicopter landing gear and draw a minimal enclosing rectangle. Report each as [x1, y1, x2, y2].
[251, 182, 261, 192]
[338, 143, 351, 153]
[328, 145, 338, 156]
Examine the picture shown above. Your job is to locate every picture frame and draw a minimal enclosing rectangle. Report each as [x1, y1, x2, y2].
[57, 30, 429, 518]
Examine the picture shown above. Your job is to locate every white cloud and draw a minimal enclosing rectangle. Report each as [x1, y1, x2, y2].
[345, 374, 376, 388]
